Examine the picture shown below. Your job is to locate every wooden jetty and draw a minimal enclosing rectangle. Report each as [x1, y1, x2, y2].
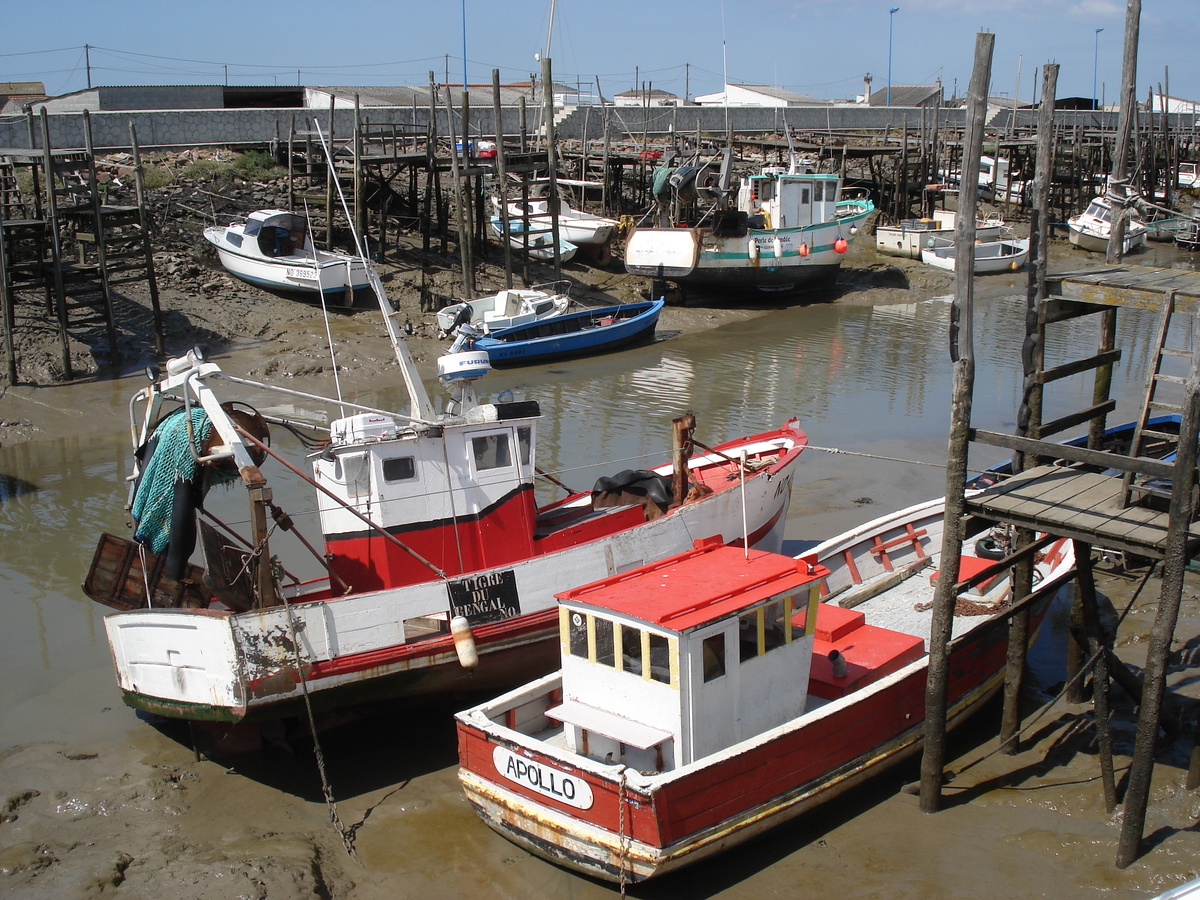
[918, 25, 1199, 872]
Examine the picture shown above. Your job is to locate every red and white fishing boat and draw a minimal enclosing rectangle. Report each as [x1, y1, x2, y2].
[455, 498, 1075, 883]
[82, 267, 807, 726]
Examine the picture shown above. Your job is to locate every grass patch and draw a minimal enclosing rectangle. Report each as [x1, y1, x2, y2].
[139, 165, 173, 189]
[180, 150, 283, 183]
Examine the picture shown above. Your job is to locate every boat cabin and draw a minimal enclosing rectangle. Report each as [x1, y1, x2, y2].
[548, 539, 829, 774]
[738, 167, 842, 230]
[241, 209, 312, 258]
[312, 400, 542, 590]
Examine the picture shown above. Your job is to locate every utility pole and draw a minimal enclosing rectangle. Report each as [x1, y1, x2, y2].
[85, 44, 92, 89]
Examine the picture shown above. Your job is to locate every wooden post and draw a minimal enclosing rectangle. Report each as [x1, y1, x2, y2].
[0, 185, 15, 383]
[492, 70, 514, 290]
[1106, 0, 1141, 264]
[129, 123, 165, 358]
[444, 87, 472, 297]
[39, 109, 72, 380]
[459, 87, 475, 293]
[287, 114, 295, 213]
[919, 30, 993, 814]
[1115, 303, 1200, 868]
[325, 95, 335, 250]
[601, 106, 612, 217]
[1000, 67, 1060, 753]
[81, 110, 118, 361]
[541, 56, 564, 282]
[353, 95, 366, 243]
[671, 413, 696, 507]
[1074, 540, 1118, 811]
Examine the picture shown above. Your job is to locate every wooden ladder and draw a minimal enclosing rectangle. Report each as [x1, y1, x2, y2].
[1122, 291, 1190, 507]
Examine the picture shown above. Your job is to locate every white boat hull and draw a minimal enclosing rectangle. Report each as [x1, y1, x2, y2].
[204, 225, 369, 297]
[920, 238, 1029, 273]
[102, 439, 798, 722]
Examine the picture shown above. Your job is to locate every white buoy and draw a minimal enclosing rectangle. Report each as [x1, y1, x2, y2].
[451, 616, 479, 669]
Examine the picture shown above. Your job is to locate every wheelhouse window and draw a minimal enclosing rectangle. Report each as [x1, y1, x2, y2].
[340, 452, 371, 500]
[702, 634, 726, 682]
[472, 433, 512, 470]
[739, 595, 796, 663]
[813, 181, 824, 202]
[560, 609, 677, 686]
[382, 456, 416, 483]
[517, 426, 532, 466]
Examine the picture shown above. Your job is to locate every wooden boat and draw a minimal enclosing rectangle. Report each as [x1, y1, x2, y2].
[455, 499, 1075, 883]
[1067, 195, 1148, 254]
[624, 156, 874, 299]
[82, 275, 806, 726]
[435, 284, 572, 335]
[874, 208, 1004, 259]
[203, 209, 368, 302]
[459, 299, 663, 367]
[490, 215, 579, 263]
[920, 236, 1029, 273]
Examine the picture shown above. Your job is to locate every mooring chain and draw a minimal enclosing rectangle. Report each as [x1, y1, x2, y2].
[282, 599, 360, 863]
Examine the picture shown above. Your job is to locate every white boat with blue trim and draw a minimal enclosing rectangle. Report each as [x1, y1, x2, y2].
[204, 209, 369, 303]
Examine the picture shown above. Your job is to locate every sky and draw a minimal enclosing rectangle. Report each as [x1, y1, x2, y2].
[1, 0, 1196, 108]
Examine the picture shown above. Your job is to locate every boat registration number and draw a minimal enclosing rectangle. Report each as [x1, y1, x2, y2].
[493, 746, 594, 809]
[286, 267, 318, 281]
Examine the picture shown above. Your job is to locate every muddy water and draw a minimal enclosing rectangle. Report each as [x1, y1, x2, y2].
[2, 248, 1199, 898]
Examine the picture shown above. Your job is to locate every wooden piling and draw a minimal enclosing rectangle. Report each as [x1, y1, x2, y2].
[919, 30, 993, 814]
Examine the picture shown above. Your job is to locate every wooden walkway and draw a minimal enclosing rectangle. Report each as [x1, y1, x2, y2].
[965, 464, 1200, 560]
[1049, 265, 1200, 312]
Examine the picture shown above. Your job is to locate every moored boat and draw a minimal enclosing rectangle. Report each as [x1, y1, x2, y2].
[496, 181, 619, 248]
[456, 299, 663, 367]
[83, 272, 806, 726]
[624, 156, 874, 299]
[920, 236, 1030, 273]
[490, 215, 579, 263]
[455, 500, 1075, 883]
[435, 283, 573, 335]
[203, 209, 369, 302]
[1067, 194, 1148, 254]
[874, 208, 1004, 259]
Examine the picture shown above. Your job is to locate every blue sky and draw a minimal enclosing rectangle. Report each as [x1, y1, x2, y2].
[2, 0, 1195, 107]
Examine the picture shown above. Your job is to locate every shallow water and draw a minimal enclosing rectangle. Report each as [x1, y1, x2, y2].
[1, 246, 1197, 898]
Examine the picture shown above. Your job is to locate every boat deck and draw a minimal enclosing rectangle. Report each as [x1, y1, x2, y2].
[963, 465, 1200, 560]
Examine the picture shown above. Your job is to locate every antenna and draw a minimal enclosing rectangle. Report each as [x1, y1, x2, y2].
[304, 199, 346, 417]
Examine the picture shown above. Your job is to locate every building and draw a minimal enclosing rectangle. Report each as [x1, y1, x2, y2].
[693, 84, 825, 107]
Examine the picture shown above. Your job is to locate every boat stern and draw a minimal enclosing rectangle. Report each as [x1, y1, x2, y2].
[624, 228, 700, 277]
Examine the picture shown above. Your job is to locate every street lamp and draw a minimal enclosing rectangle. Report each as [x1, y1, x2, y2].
[1093, 27, 1103, 110]
[887, 7, 900, 107]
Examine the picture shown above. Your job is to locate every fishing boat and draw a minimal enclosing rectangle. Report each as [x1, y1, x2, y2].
[1067, 194, 1148, 254]
[920, 236, 1030, 273]
[203, 209, 369, 303]
[81, 271, 806, 727]
[874, 208, 1005, 259]
[623, 155, 874, 299]
[455, 499, 1075, 883]
[435, 283, 573, 335]
[490, 216, 579, 263]
[453, 299, 663, 367]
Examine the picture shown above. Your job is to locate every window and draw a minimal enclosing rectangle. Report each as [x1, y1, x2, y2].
[595, 617, 615, 666]
[382, 456, 416, 483]
[648, 633, 670, 684]
[813, 181, 824, 202]
[472, 433, 512, 470]
[517, 426, 532, 466]
[702, 634, 726, 682]
[341, 452, 371, 500]
[800, 187, 810, 205]
[739, 597, 795, 662]
[620, 624, 643, 676]
[568, 611, 588, 658]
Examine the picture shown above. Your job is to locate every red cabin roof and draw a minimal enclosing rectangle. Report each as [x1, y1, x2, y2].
[557, 538, 826, 633]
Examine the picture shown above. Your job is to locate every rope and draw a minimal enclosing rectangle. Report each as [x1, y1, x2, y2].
[805, 444, 947, 469]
